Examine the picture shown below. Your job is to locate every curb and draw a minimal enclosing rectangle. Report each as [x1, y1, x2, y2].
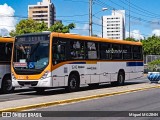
[0, 85, 160, 113]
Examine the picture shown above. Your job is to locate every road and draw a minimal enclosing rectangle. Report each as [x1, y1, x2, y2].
[0, 77, 148, 102]
[1, 77, 160, 120]
[32, 86, 160, 120]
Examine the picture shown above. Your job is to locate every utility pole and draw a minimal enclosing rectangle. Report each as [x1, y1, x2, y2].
[89, 0, 92, 36]
[129, 0, 130, 38]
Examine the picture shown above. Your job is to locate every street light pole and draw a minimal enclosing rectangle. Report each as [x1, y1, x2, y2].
[89, 0, 92, 36]
[101, 8, 108, 38]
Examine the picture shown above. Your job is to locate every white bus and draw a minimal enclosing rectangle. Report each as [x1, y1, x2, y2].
[11, 32, 143, 92]
[0, 37, 14, 93]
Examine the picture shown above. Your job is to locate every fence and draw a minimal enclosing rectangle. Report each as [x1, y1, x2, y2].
[144, 55, 160, 73]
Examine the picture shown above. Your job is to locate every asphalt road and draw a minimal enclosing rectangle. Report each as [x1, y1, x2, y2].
[0, 78, 148, 102]
[30, 86, 160, 120]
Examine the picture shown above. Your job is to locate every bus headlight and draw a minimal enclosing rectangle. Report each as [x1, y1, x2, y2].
[11, 73, 16, 80]
[41, 71, 49, 80]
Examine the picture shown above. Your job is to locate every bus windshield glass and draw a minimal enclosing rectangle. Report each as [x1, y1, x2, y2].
[13, 35, 50, 71]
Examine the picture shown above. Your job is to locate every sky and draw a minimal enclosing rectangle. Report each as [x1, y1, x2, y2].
[0, 0, 160, 40]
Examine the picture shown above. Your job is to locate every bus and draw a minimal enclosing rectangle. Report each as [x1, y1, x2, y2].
[11, 32, 143, 92]
[0, 37, 14, 93]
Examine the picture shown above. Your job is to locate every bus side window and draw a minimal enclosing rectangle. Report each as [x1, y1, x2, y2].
[59, 45, 66, 60]
[86, 42, 98, 59]
[100, 43, 111, 60]
[52, 44, 60, 60]
[133, 46, 142, 60]
[111, 44, 122, 60]
[52, 41, 66, 64]
[70, 41, 85, 59]
[123, 45, 132, 60]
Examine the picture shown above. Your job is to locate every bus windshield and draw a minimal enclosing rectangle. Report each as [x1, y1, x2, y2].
[13, 35, 50, 73]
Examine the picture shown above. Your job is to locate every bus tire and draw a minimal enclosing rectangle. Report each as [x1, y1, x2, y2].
[117, 72, 125, 86]
[67, 74, 79, 92]
[1, 76, 14, 94]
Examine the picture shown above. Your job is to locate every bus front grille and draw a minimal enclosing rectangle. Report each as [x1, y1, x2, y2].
[18, 81, 38, 86]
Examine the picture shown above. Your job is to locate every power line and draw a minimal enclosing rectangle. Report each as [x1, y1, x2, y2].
[94, 0, 155, 24]
[125, 0, 160, 17]
[62, 0, 88, 3]
[119, 0, 160, 18]
[0, 14, 88, 18]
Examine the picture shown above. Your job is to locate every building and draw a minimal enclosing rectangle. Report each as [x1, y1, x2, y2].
[102, 10, 125, 40]
[28, 0, 56, 28]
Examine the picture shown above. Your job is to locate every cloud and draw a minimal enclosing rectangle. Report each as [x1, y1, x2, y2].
[0, 3, 16, 36]
[126, 30, 144, 40]
[71, 24, 89, 35]
[82, 24, 89, 30]
[152, 29, 160, 36]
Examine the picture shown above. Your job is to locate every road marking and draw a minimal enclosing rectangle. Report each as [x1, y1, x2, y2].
[0, 85, 160, 112]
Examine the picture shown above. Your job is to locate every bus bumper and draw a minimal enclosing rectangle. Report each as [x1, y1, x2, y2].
[12, 77, 52, 87]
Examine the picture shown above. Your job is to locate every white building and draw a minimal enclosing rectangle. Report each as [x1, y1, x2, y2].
[28, 0, 56, 28]
[102, 10, 125, 40]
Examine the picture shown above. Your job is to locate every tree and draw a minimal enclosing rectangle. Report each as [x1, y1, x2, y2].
[148, 59, 160, 72]
[49, 22, 75, 33]
[10, 19, 48, 37]
[142, 35, 160, 55]
[125, 37, 136, 41]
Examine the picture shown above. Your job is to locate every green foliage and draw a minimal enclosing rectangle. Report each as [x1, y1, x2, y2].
[125, 35, 160, 56]
[92, 34, 99, 37]
[10, 20, 76, 37]
[125, 37, 136, 41]
[148, 59, 160, 72]
[49, 22, 75, 33]
[9, 19, 48, 37]
[142, 35, 160, 55]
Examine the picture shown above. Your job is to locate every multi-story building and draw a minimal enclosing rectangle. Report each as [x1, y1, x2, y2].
[28, 0, 56, 28]
[102, 10, 125, 40]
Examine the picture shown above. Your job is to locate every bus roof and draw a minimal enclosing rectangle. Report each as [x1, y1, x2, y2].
[51, 32, 142, 46]
[0, 37, 14, 43]
[14, 32, 142, 46]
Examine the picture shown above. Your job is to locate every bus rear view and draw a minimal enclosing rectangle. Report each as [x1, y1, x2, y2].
[12, 33, 52, 92]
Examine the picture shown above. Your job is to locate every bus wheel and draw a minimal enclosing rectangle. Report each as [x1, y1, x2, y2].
[117, 72, 125, 86]
[1, 76, 14, 94]
[67, 74, 79, 92]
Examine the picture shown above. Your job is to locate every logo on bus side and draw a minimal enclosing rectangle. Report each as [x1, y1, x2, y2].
[72, 65, 78, 69]
[72, 65, 85, 69]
